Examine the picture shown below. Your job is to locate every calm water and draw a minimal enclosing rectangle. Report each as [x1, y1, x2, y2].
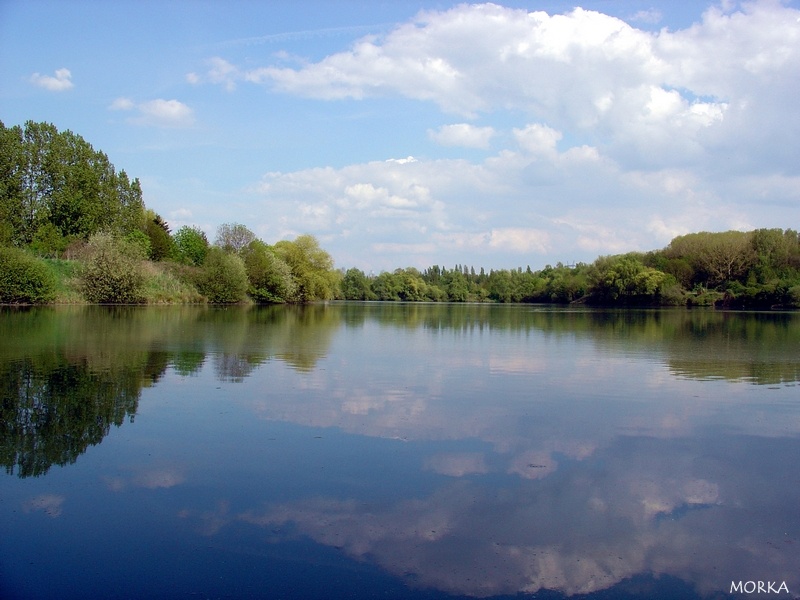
[1, 304, 799, 600]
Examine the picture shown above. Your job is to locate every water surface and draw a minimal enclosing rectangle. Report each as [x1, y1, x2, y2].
[1, 304, 799, 599]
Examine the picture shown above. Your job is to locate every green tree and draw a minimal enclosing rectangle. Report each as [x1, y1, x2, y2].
[371, 271, 402, 301]
[341, 268, 374, 300]
[241, 239, 297, 303]
[196, 247, 249, 303]
[589, 254, 669, 303]
[29, 222, 69, 258]
[750, 228, 791, 282]
[172, 225, 209, 266]
[666, 231, 755, 287]
[274, 234, 338, 302]
[0, 120, 145, 248]
[0, 121, 25, 246]
[142, 209, 173, 261]
[443, 269, 469, 302]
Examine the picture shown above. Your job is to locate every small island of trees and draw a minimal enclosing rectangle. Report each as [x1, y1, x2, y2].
[2, 120, 799, 309]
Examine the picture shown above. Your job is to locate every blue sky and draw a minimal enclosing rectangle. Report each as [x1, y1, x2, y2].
[2, 0, 799, 272]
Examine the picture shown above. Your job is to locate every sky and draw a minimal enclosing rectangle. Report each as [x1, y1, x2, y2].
[1, 0, 799, 272]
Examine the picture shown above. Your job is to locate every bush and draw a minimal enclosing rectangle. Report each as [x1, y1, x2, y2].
[241, 240, 297, 303]
[196, 247, 249, 303]
[78, 232, 146, 303]
[0, 247, 57, 304]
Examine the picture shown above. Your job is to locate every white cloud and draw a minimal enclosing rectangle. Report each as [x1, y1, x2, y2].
[173, 1, 800, 270]
[109, 97, 135, 111]
[29, 67, 73, 91]
[202, 2, 798, 175]
[514, 123, 561, 157]
[139, 99, 195, 127]
[248, 112, 796, 270]
[107, 97, 195, 128]
[429, 123, 495, 148]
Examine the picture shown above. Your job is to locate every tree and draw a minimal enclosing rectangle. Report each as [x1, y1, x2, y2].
[666, 231, 755, 286]
[751, 228, 791, 282]
[371, 271, 402, 301]
[196, 247, 249, 303]
[215, 222, 256, 254]
[142, 210, 174, 261]
[0, 121, 25, 246]
[0, 120, 145, 248]
[172, 225, 209, 266]
[274, 234, 338, 302]
[341, 268, 374, 300]
[589, 254, 668, 303]
[241, 239, 297, 303]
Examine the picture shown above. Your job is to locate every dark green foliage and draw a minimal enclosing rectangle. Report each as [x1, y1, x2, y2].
[196, 247, 249, 303]
[172, 225, 209, 266]
[0, 247, 57, 304]
[29, 222, 72, 258]
[0, 120, 144, 248]
[241, 239, 297, 303]
[587, 254, 669, 303]
[78, 233, 146, 304]
[143, 211, 174, 261]
[341, 268, 375, 300]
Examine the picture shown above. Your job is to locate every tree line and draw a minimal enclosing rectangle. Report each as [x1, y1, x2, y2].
[0, 120, 338, 305]
[340, 228, 800, 309]
[1, 120, 798, 308]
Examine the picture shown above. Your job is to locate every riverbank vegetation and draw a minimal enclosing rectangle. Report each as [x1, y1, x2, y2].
[2, 120, 799, 308]
[340, 227, 800, 309]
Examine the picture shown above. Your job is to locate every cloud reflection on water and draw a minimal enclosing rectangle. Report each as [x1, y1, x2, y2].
[178, 432, 799, 599]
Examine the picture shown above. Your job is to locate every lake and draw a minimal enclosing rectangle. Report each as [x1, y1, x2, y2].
[1, 303, 799, 600]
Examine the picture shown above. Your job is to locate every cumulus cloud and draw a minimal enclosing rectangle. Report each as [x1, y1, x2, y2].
[428, 123, 495, 148]
[29, 67, 73, 91]
[199, 2, 798, 172]
[249, 126, 768, 270]
[108, 97, 195, 128]
[185, 1, 799, 269]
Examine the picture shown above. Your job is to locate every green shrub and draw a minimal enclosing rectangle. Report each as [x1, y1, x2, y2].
[78, 232, 146, 303]
[172, 226, 209, 266]
[196, 247, 248, 303]
[0, 247, 57, 304]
